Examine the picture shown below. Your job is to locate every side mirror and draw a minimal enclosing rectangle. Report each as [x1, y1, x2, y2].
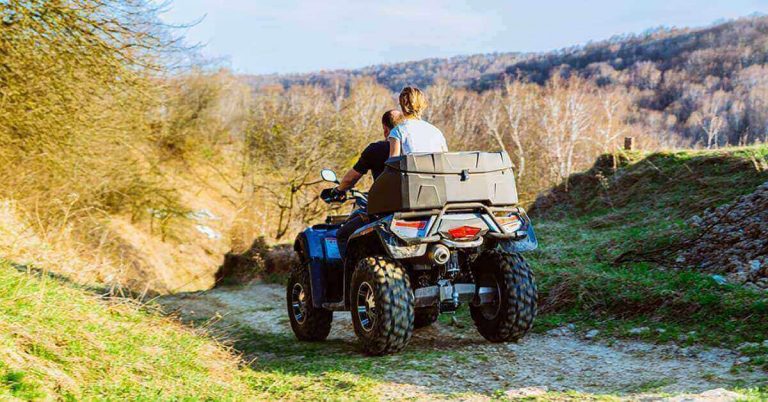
[320, 169, 338, 183]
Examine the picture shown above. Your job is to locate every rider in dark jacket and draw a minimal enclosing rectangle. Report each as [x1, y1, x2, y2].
[330, 109, 403, 258]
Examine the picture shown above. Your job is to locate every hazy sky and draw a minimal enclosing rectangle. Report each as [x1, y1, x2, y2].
[161, 0, 768, 75]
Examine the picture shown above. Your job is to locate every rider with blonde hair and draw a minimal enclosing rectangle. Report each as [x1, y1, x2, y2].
[388, 86, 448, 157]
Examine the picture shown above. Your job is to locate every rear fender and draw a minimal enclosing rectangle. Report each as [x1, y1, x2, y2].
[344, 218, 428, 308]
[344, 226, 384, 309]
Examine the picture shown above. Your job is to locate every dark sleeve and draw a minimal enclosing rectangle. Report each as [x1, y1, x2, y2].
[353, 144, 374, 175]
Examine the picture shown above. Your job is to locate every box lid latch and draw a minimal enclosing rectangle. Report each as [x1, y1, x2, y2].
[460, 169, 470, 181]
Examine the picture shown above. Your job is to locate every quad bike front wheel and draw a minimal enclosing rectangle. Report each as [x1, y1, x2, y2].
[287, 264, 333, 341]
[470, 250, 537, 342]
[350, 256, 414, 355]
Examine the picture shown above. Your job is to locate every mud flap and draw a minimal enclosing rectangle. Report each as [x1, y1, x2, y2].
[299, 228, 342, 308]
[498, 223, 538, 253]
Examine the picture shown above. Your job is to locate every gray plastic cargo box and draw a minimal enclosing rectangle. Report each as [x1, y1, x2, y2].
[366, 151, 518, 215]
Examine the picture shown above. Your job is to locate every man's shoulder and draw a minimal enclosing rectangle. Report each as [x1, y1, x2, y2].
[364, 140, 389, 152]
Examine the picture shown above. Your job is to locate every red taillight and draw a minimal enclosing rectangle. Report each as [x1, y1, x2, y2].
[447, 226, 481, 239]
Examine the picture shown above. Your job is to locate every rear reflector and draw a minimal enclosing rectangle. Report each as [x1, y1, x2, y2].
[393, 220, 427, 229]
[391, 219, 429, 239]
[497, 215, 523, 233]
[447, 226, 481, 239]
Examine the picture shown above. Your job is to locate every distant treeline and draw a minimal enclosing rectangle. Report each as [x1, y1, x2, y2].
[244, 53, 524, 94]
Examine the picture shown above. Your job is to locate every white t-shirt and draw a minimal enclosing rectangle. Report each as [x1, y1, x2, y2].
[388, 119, 448, 154]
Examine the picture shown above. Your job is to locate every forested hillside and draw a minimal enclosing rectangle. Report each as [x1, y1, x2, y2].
[481, 15, 768, 147]
[0, 1, 265, 293]
[251, 15, 768, 148]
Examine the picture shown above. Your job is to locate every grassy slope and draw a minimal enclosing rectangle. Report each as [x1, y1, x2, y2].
[0, 255, 625, 402]
[529, 146, 768, 357]
[0, 260, 392, 401]
[0, 260, 252, 400]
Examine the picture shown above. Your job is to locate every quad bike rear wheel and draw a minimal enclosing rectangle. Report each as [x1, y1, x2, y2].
[350, 256, 414, 355]
[287, 264, 333, 341]
[470, 250, 537, 342]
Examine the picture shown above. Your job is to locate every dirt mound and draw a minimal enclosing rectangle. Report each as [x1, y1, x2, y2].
[532, 148, 768, 220]
[677, 181, 768, 290]
[216, 237, 298, 286]
[531, 151, 641, 216]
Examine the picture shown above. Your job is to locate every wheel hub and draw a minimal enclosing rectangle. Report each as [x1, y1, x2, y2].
[291, 283, 307, 324]
[477, 273, 501, 320]
[356, 282, 377, 331]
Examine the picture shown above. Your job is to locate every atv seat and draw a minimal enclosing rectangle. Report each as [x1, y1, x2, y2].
[366, 151, 518, 215]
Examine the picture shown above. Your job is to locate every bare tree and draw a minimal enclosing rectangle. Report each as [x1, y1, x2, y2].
[481, 91, 507, 154]
[691, 91, 727, 149]
[596, 88, 629, 152]
[502, 80, 533, 179]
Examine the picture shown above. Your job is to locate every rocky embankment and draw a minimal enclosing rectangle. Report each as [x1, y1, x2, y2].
[678, 181, 768, 290]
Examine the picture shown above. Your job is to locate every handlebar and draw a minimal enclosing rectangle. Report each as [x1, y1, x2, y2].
[321, 187, 367, 206]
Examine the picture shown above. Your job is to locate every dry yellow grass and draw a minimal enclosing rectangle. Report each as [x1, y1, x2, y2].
[0, 259, 262, 400]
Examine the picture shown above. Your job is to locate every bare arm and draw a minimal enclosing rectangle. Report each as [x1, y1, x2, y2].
[336, 168, 363, 191]
[388, 137, 401, 157]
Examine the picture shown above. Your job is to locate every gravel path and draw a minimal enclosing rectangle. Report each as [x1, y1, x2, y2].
[160, 282, 766, 401]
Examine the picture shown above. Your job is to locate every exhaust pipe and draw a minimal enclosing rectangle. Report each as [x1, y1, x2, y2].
[427, 244, 450, 265]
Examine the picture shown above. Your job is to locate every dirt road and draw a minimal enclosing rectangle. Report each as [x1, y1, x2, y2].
[160, 282, 765, 401]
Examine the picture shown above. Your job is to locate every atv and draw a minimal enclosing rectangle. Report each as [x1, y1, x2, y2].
[287, 151, 538, 355]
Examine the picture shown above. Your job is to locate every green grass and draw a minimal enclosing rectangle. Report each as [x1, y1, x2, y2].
[529, 145, 768, 350]
[737, 387, 768, 401]
[0, 260, 405, 401]
[543, 146, 768, 218]
[0, 259, 261, 400]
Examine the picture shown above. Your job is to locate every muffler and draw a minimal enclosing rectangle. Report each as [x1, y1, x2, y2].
[427, 244, 450, 265]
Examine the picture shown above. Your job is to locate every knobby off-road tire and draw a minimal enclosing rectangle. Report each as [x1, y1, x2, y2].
[470, 250, 537, 342]
[350, 256, 414, 355]
[414, 306, 439, 329]
[286, 264, 333, 341]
